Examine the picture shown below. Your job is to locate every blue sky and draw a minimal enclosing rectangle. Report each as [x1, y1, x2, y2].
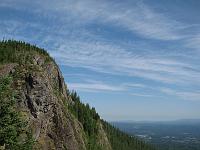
[0, 0, 200, 121]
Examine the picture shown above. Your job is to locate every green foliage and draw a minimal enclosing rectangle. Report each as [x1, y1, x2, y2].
[68, 91, 101, 149]
[0, 76, 34, 149]
[69, 91, 100, 136]
[87, 135, 102, 150]
[0, 40, 53, 65]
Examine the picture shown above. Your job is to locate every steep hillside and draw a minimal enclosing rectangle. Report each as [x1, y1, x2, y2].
[0, 40, 156, 150]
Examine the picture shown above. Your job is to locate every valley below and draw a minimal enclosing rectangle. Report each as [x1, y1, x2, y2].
[112, 119, 200, 150]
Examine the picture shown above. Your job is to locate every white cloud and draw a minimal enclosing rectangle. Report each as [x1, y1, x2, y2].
[123, 83, 147, 88]
[50, 40, 200, 84]
[130, 93, 155, 97]
[44, 0, 186, 40]
[0, 0, 187, 41]
[160, 88, 200, 101]
[68, 82, 125, 92]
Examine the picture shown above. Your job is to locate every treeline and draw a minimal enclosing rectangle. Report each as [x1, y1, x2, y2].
[69, 91, 100, 136]
[0, 40, 52, 64]
[0, 76, 33, 149]
[68, 91, 102, 150]
[68, 90, 157, 150]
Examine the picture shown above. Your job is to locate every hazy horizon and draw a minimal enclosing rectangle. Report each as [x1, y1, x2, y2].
[1, 0, 200, 121]
[108, 118, 200, 122]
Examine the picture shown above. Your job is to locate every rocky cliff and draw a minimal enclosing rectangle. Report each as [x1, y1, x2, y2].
[0, 40, 111, 150]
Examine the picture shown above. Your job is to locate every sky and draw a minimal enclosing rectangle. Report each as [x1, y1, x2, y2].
[0, 0, 200, 121]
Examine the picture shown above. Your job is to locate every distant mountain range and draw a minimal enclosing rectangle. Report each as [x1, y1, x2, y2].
[111, 118, 200, 125]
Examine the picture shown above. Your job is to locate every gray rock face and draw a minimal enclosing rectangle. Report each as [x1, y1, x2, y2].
[12, 56, 86, 150]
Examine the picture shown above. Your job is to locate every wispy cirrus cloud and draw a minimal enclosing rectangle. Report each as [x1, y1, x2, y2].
[68, 81, 125, 92]
[61, 0, 185, 40]
[160, 88, 200, 101]
[0, 0, 188, 40]
[130, 93, 155, 97]
[51, 39, 200, 85]
[68, 78, 150, 93]
[123, 83, 147, 88]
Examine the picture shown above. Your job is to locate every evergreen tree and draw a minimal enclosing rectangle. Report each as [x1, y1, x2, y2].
[0, 76, 34, 149]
